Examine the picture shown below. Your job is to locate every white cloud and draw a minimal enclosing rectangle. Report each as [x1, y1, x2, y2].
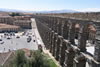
[75, 8, 100, 12]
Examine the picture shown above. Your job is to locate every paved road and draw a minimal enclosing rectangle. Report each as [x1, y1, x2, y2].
[31, 18, 45, 50]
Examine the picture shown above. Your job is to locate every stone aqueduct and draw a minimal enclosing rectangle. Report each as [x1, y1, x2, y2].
[34, 15, 100, 67]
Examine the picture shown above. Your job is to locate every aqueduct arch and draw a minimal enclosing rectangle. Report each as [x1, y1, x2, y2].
[34, 15, 100, 67]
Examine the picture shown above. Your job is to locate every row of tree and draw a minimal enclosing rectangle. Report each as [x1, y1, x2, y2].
[9, 12, 24, 17]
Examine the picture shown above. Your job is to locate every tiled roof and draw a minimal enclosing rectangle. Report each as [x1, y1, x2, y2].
[0, 23, 20, 29]
[0, 51, 15, 65]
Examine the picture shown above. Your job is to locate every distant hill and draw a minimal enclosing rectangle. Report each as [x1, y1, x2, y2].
[0, 8, 23, 12]
[0, 8, 78, 13]
[35, 10, 78, 13]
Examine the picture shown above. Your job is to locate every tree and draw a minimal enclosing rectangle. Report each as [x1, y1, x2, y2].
[9, 50, 51, 67]
[9, 50, 27, 67]
[9, 12, 23, 17]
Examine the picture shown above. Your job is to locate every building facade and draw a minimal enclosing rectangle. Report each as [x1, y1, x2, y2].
[13, 20, 32, 29]
[0, 23, 20, 33]
[0, 16, 14, 25]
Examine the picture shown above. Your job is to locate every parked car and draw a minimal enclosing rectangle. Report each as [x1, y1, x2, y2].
[0, 38, 2, 41]
[16, 36, 20, 38]
[0, 41, 4, 44]
[7, 36, 11, 39]
[27, 36, 32, 42]
[10, 32, 15, 36]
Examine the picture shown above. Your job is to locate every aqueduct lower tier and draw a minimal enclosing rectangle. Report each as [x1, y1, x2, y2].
[34, 15, 100, 67]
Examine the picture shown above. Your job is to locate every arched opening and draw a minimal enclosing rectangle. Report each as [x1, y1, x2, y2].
[74, 23, 80, 45]
[87, 25, 96, 46]
[86, 24, 96, 55]
[75, 23, 80, 39]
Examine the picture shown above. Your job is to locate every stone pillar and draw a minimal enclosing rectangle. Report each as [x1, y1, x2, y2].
[94, 24, 100, 62]
[61, 18, 65, 37]
[68, 20, 76, 44]
[62, 20, 69, 39]
[48, 17, 51, 28]
[52, 33, 58, 56]
[50, 31, 54, 53]
[45, 17, 49, 27]
[57, 18, 62, 35]
[64, 42, 75, 67]
[54, 17, 58, 32]
[58, 36, 63, 62]
[42, 24, 47, 45]
[73, 50, 86, 67]
[52, 17, 55, 31]
[78, 23, 89, 52]
[53, 17, 57, 32]
[54, 34, 58, 58]
[46, 29, 51, 49]
[51, 31, 55, 55]
[60, 40, 67, 66]
[50, 17, 53, 30]
[48, 28, 52, 49]
[44, 31, 48, 48]
[55, 36, 62, 61]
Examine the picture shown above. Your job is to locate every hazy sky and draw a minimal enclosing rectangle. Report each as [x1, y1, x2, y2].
[0, 0, 100, 12]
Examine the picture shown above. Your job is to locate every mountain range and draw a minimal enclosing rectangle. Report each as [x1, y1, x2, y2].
[33, 10, 78, 13]
[0, 8, 78, 13]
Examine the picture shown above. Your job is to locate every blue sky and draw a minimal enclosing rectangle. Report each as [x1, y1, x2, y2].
[0, 0, 100, 12]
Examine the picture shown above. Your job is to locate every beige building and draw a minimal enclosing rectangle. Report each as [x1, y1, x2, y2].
[14, 16, 31, 20]
[0, 23, 20, 33]
[0, 16, 32, 31]
[13, 20, 32, 29]
[0, 16, 14, 25]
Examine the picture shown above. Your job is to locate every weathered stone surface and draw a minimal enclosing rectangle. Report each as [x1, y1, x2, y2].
[35, 15, 100, 67]
[94, 25, 100, 62]
[68, 20, 76, 44]
[55, 36, 62, 61]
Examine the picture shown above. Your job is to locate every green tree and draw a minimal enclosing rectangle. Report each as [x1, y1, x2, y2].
[9, 12, 23, 17]
[10, 50, 27, 67]
[32, 50, 50, 67]
[9, 50, 51, 67]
